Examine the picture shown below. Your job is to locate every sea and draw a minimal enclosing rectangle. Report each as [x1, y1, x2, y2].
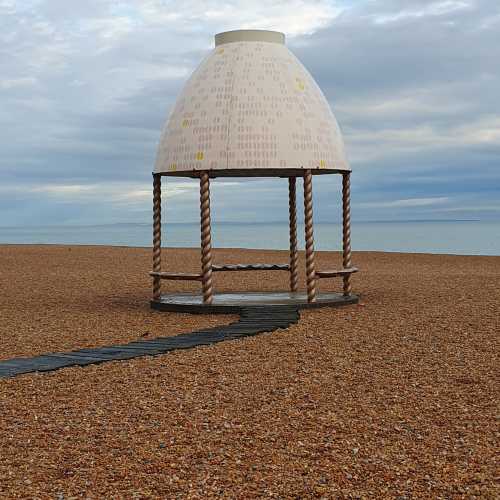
[0, 221, 499, 256]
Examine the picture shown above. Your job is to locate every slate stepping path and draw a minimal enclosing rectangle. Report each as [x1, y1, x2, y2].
[0, 306, 300, 379]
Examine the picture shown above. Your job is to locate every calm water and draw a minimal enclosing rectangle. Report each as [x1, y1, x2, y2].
[0, 221, 499, 256]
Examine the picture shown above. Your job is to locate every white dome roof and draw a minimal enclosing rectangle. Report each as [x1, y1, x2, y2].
[154, 30, 350, 177]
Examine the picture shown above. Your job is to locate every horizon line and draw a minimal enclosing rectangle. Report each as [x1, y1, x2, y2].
[0, 218, 491, 229]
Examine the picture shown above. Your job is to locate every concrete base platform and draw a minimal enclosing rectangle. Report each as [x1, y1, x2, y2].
[151, 291, 359, 314]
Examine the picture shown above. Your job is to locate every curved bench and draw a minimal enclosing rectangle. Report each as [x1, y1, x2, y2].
[315, 267, 359, 279]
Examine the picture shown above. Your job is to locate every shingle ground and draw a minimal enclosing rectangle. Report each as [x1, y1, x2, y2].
[0, 245, 498, 498]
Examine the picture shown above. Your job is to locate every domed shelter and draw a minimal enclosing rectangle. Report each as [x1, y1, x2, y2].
[150, 29, 358, 312]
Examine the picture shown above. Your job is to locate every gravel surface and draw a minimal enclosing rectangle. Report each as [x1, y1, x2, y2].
[0, 245, 498, 498]
[0, 245, 237, 360]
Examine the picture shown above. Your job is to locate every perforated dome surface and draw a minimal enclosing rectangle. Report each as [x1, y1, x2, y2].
[154, 30, 350, 177]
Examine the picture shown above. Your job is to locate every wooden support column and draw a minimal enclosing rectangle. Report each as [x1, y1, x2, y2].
[199, 172, 214, 304]
[342, 172, 353, 296]
[288, 177, 299, 292]
[303, 170, 317, 303]
[152, 173, 162, 300]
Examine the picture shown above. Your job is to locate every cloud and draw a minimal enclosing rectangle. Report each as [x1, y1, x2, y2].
[25, 180, 205, 204]
[134, 0, 340, 37]
[0, 77, 38, 90]
[358, 197, 451, 209]
[372, 0, 472, 24]
[0, 0, 499, 226]
[437, 204, 500, 212]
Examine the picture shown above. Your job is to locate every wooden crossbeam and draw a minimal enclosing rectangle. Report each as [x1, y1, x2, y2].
[149, 272, 202, 281]
[315, 267, 359, 279]
[212, 263, 290, 272]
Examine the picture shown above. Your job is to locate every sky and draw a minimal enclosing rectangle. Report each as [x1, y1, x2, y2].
[1, 0, 499, 226]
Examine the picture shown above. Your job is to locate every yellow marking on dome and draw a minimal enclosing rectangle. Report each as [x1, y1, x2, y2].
[296, 77, 305, 91]
[169, 163, 177, 171]
[182, 119, 189, 127]
[195, 151, 204, 161]
[217, 48, 224, 54]
[319, 159, 326, 168]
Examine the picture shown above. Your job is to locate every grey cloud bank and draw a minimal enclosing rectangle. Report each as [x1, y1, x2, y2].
[0, 0, 499, 226]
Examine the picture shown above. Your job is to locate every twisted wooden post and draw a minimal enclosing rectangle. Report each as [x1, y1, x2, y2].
[342, 172, 352, 296]
[303, 170, 317, 303]
[200, 172, 214, 304]
[152, 173, 162, 300]
[288, 177, 299, 293]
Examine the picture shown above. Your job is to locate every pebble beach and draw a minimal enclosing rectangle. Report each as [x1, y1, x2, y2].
[0, 245, 498, 498]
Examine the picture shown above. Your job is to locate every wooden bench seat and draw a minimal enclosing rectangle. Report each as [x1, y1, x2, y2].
[151, 266, 357, 281]
[149, 263, 290, 281]
[315, 267, 359, 279]
[149, 272, 202, 281]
